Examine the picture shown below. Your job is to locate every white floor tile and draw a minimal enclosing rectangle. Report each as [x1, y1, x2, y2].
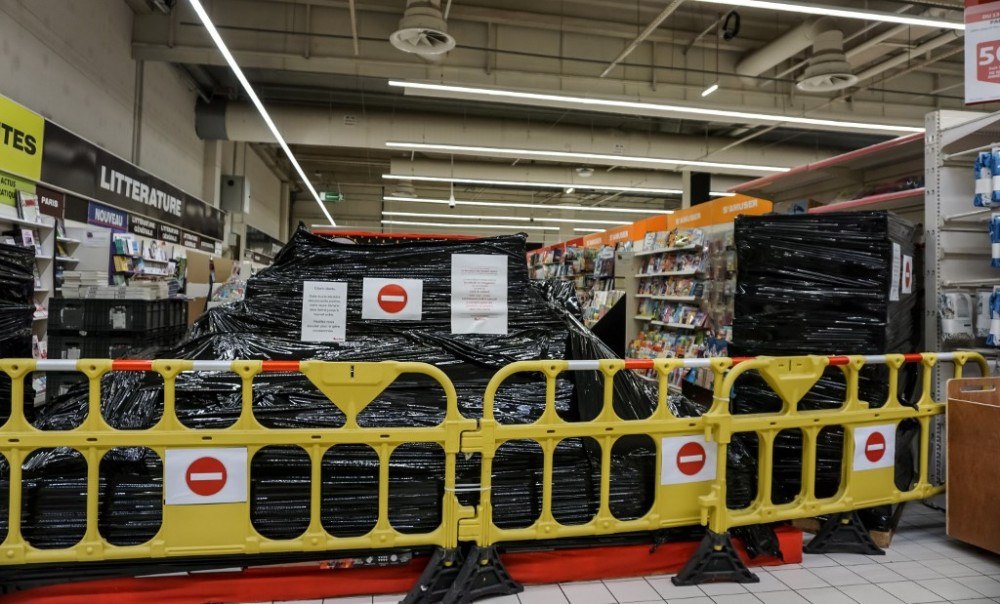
[559, 581, 616, 604]
[753, 591, 810, 604]
[519, 584, 570, 604]
[916, 577, 986, 601]
[838, 584, 904, 604]
[478, 595, 520, 603]
[874, 581, 942, 604]
[646, 576, 705, 600]
[882, 562, 945, 581]
[662, 598, 712, 604]
[709, 594, 761, 604]
[602, 578, 661, 603]
[769, 569, 829, 590]
[743, 573, 789, 594]
[916, 558, 982, 578]
[807, 565, 868, 586]
[321, 598, 372, 604]
[372, 595, 406, 604]
[824, 553, 877, 566]
[698, 582, 747, 596]
[849, 563, 907, 583]
[961, 574, 1000, 598]
[799, 555, 840, 569]
[794, 587, 855, 604]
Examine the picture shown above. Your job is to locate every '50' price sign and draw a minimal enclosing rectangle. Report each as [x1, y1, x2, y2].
[978, 41, 1000, 84]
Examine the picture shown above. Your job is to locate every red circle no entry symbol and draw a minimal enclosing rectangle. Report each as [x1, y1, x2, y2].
[186, 456, 227, 496]
[378, 284, 408, 314]
[904, 259, 912, 289]
[865, 432, 887, 463]
[676, 441, 707, 476]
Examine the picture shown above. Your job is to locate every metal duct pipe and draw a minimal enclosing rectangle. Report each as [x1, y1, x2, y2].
[735, 17, 832, 83]
[854, 29, 962, 83]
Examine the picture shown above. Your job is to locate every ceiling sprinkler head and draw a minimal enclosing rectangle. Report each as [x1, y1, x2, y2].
[576, 167, 594, 178]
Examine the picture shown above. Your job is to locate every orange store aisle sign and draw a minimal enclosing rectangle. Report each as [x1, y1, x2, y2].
[714, 194, 772, 221]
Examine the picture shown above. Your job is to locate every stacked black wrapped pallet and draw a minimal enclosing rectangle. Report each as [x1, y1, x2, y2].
[732, 211, 920, 529]
[3, 229, 779, 588]
[0, 243, 35, 418]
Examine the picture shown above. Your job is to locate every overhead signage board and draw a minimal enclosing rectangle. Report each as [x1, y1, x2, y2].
[966, 1, 1000, 104]
[40, 122, 224, 240]
[0, 95, 44, 181]
[87, 201, 128, 231]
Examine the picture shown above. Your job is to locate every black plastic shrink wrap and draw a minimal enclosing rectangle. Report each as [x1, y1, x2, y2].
[12, 229, 777, 570]
[0, 242, 34, 423]
[732, 212, 920, 530]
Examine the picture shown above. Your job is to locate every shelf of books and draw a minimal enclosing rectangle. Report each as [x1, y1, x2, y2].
[112, 232, 176, 285]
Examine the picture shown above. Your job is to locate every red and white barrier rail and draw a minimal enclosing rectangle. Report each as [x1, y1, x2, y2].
[28, 352, 965, 375]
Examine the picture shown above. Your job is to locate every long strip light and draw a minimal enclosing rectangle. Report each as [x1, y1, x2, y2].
[388, 81, 924, 134]
[690, 0, 964, 30]
[383, 210, 632, 225]
[574, 228, 605, 234]
[187, 0, 335, 225]
[383, 174, 721, 196]
[386, 142, 789, 174]
[382, 220, 558, 231]
[383, 195, 670, 215]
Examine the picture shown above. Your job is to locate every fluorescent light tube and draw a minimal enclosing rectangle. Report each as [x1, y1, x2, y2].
[187, 0, 335, 226]
[382, 220, 558, 231]
[701, 83, 720, 98]
[385, 142, 789, 173]
[574, 228, 606, 233]
[388, 81, 924, 134]
[383, 195, 670, 215]
[690, 0, 964, 30]
[382, 210, 631, 225]
[383, 174, 682, 195]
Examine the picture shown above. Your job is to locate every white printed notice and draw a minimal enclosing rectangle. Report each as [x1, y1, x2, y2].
[451, 254, 508, 335]
[889, 242, 901, 302]
[301, 281, 348, 342]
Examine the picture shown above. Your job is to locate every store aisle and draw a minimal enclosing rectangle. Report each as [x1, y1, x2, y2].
[264, 503, 1000, 604]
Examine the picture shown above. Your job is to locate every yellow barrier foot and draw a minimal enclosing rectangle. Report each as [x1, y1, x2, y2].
[671, 530, 760, 586]
[803, 512, 885, 556]
[402, 545, 522, 604]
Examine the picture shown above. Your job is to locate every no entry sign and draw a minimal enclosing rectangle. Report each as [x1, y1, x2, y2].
[661, 435, 717, 484]
[853, 424, 895, 471]
[362, 278, 423, 320]
[377, 284, 408, 314]
[676, 442, 707, 476]
[186, 456, 228, 496]
[165, 448, 248, 505]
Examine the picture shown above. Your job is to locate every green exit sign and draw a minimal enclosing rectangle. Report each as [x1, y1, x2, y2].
[320, 191, 344, 202]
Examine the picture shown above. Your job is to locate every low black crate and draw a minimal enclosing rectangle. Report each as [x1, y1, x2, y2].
[48, 333, 142, 360]
[50, 300, 164, 332]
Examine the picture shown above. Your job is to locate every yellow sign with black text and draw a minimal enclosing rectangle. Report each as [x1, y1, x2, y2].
[0, 95, 44, 181]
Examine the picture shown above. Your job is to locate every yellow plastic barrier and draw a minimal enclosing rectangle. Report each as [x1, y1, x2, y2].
[0, 358, 474, 566]
[0, 351, 988, 596]
[461, 357, 731, 547]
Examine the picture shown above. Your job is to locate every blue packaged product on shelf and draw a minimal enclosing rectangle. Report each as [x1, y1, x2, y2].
[988, 288, 1000, 347]
[975, 151, 993, 207]
[991, 213, 1000, 268]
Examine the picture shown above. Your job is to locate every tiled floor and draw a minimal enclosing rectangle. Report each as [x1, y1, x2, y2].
[260, 503, 1000, 604]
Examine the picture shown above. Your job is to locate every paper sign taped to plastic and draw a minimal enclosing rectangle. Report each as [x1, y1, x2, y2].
[301, 281, 348, 342]
[852, 424, 896, 472]
[901, 254, 913, 295]
[165, 447, 247, 505]
[660, 435, 718, 485]
[362, 277, 423, 320]
[889, 242, 901, 302]
[450, 254, 508, 335]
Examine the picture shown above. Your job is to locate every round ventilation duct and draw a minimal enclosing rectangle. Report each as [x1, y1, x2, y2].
[797, 30, 857, 93]
[389, 0, 456, 58]
[389, 180, 417, 198]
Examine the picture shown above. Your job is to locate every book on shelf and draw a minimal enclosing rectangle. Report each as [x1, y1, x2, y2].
[20, 228, 35, 250]
[16, 191, 40, 223]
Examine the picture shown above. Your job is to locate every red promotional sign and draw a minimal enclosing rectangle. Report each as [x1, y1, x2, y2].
[676, 442, 707, 476]
[185, 456, 228, 497]
[864, 432, 887, 464]
[377, 284, 408, 314]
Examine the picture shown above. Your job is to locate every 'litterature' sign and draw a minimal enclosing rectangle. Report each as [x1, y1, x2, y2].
[41, 121, 223, 240]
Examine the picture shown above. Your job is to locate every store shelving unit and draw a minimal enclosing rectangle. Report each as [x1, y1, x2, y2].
[733, 131, 926, 224]
[0, 211, 55, 345]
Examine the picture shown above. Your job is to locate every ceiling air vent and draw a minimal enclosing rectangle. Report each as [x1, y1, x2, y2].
[797, 30, 858, 93]
[389, 0, 456, 58]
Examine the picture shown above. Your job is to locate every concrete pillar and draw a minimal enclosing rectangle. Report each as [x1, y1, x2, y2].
[279, 181, 291, 241]
[682, 171, 712, 208]
[202, 140, 223, 207]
